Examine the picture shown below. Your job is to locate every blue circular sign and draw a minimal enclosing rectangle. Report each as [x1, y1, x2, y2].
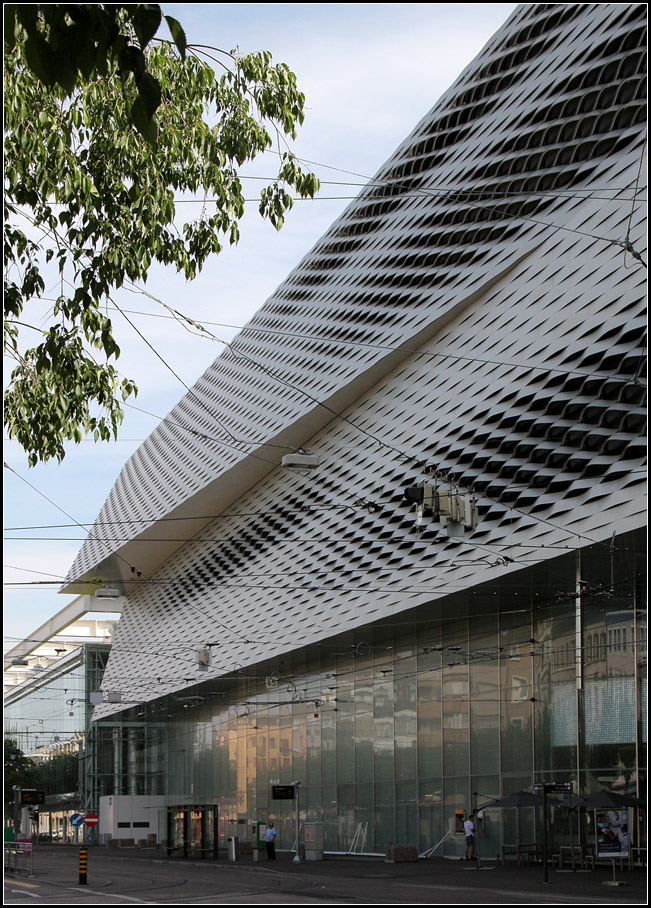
[70, 813, 85, 827]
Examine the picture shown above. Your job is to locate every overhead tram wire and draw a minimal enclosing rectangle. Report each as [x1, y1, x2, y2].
[119, 282, 647, 389]
[3, 462, 146, 580]
[7, 307, 641, 594]
[111, 290, 639, 555]
[294, 155, 648, 267]
[15, 171, 643, 601]
[7, 576, 640, 706]
[9, 612, 636, 721]
[623, 135, 648, 270]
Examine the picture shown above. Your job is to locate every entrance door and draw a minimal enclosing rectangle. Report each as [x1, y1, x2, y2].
[167, 807, 218, 858]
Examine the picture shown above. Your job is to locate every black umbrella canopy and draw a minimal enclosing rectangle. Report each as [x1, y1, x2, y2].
[578, 790, 645, 809]
[479, 790, 563, 809]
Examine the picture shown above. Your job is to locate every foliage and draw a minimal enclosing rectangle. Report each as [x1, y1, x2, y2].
[35, 750, 80, 796]
[4, 5, 319, 466]
[4, 739, 40, 814]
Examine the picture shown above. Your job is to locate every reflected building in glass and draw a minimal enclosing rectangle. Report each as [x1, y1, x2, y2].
[62, 4, 646, 857]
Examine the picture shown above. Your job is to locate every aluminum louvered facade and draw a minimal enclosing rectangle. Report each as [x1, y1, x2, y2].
[66, 4, 646, 856]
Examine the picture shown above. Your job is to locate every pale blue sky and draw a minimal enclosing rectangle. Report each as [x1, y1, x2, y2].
[4, 3, 518, 653]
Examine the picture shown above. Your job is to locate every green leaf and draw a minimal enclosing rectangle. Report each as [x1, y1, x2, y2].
[165, 15, 187, 60]
[119, 44, 146, 78]
[4, 19, 316, 466]
[23, 34, 58, 87]
[4, 5, 18, 50]
[136, 72, 162, 118]
[130, 95, 159, 147]
[15, 4, 38, 33]
[130, 4, 162, 49]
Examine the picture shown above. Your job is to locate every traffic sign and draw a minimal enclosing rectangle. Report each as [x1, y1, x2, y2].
[70, 813, 85, 827]
[84, 813, 99, 827]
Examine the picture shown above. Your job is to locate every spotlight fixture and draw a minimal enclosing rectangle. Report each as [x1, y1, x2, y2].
[95, 587, 120, 599]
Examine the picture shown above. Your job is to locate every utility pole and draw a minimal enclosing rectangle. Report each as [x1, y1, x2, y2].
[13, 786, 21, 840]
[292, 781, 302, 863]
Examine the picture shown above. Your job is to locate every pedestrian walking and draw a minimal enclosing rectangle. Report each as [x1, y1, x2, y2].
[265, 821, 277, 860]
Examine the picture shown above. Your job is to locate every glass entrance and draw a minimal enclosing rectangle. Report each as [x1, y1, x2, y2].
[167, 806, 218, 858]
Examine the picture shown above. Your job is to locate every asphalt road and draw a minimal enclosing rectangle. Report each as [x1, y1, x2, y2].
[4, 846, 647, 905]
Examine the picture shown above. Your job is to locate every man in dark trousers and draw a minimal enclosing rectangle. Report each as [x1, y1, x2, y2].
[265, 821, 277, 860]
[464, 814, 476, 861]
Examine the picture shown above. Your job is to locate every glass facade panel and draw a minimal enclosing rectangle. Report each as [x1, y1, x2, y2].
[14, 535, 637, 856]
[418, 778, 442, 855]
[442, 618, 469, 777]
[417, 633, 442, 780]
[470, 611, 499, 775]
[500, 607, 534, 774]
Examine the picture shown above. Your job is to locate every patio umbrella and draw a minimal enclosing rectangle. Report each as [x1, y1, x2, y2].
[477, 790, 564, 881]
[479, 790, 563, 809]
[578, 791, 645, 810]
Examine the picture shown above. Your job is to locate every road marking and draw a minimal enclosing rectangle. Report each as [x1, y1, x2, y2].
[400, 882, 644, 904]
[64, 888, 155, 904]
[6, 882, 39, 890]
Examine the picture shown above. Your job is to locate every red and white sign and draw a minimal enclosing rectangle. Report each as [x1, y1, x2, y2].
[84, 813, 99, 827]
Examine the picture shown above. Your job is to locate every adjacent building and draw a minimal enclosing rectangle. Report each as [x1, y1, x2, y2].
[62, 4, 646, 858]
[4, 601, 119, 841]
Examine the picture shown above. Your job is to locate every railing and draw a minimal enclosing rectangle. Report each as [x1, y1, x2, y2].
[4, 842, 34, 876]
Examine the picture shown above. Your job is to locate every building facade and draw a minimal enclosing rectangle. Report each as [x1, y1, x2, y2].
[64, 4, 646, 857]
[4, 613, 120, 841]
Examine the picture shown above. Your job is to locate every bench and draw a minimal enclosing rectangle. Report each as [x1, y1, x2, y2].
[499, 843, 542, 865]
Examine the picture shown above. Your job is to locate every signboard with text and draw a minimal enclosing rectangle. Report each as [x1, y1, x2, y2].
[271, 785, 295, 800]
[534, 782, 573, 794]
[20, 790, 45, 805]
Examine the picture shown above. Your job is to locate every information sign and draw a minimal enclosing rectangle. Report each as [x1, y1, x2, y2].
[20, 790, 45, 805]
[271, 785, 295, 800]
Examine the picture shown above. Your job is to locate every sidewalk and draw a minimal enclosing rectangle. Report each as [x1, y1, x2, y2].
[8, 845, 646, 905]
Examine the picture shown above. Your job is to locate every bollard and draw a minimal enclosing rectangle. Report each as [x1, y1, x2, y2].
[79, 847, 88, 885]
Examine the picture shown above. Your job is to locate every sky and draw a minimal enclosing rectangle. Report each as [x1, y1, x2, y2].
[3, 3, 518, 656]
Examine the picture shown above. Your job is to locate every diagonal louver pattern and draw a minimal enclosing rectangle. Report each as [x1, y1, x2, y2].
[64, 3, 646, 715]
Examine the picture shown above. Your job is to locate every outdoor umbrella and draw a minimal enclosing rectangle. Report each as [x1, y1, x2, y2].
[577, 791, 645, 810]
[479, 790, 563, 809]
[477, 790, 564, 879]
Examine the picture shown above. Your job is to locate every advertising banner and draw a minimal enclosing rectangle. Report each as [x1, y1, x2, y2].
[595, 809, 629, 859]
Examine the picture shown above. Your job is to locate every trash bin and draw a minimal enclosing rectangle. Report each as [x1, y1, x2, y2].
[227, 836, 240, 861]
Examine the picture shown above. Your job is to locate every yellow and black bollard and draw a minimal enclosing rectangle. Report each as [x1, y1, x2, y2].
[79, 847, 88, 885]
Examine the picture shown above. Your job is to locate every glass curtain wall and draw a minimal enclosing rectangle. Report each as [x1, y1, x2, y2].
[126, 531, 644, 857]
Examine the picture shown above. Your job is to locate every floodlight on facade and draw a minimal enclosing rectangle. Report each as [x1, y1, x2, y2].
[95, 587, 120, 599]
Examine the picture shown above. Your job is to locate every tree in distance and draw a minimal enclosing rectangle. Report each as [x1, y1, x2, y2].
[4, 4, 319, 466]
[4, 738, 39, 817]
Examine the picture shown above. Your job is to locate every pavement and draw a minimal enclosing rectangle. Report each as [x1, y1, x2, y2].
[4, 845, 647, 905]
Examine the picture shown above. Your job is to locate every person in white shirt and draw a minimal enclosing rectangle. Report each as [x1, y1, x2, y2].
[464, 815, 475, 861]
